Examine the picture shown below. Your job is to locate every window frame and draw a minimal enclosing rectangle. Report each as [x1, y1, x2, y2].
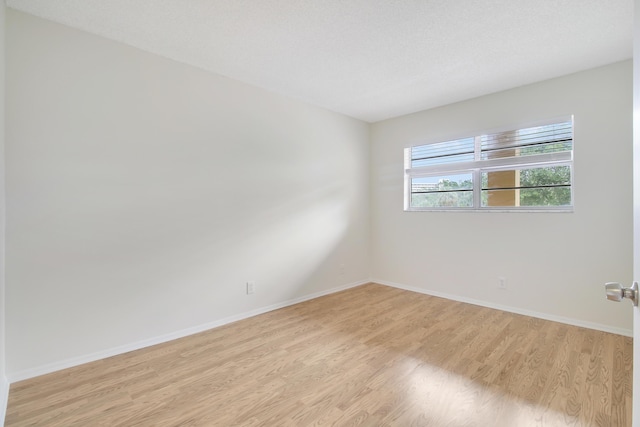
[404, 118, 574, 212]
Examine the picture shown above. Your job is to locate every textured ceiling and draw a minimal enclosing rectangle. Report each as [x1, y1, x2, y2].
[6, 0, 634, 122]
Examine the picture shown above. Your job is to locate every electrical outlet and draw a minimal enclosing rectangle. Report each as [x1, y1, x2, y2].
[498, 277, 507, 290]
[339, 264, 345, 276]
[246, 281, 255, 295]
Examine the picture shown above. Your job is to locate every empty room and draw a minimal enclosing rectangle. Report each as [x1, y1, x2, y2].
[0, 0, 638, 426]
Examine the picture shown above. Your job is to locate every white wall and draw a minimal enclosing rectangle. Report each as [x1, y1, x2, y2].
[371, 61, 634, 334]
[0, 2, 8, 424]
[5, 10, 370, 378]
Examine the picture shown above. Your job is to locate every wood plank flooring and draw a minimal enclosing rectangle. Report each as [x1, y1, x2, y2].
[6, 283, 633, 426]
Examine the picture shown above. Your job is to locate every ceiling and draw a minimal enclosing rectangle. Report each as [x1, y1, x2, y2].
[5, 0, 634, 123]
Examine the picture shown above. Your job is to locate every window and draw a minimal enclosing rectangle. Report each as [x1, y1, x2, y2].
[404, 119, 573, 211]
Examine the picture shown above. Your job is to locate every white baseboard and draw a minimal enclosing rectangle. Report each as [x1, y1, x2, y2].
[0, 375, 8, 426]
[8, 280, 369, 383]
[12, 277, 626, 384]
[373, 279, 633, 337]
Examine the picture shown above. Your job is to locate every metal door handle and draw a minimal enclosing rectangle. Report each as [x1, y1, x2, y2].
[605, 282, 639, 306]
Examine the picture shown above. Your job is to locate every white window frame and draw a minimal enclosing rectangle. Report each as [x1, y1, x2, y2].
[404, 117, 574, 212]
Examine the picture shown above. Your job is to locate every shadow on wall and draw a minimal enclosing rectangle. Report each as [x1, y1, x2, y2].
[51, 178, 355, 338]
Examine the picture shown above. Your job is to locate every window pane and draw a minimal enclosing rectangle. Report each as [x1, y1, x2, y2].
[480, 122, 572, 160]
[481, 166, 571, 207]
[411, 174, 473, 208]
[411, 137, 475, 168]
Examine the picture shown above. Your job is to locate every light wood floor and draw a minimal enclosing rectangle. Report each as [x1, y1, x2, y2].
[6, 283, 633, 426]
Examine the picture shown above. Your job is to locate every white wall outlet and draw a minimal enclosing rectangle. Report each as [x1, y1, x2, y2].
[246, 281, 255, 295]
[498, 277, 507, 290]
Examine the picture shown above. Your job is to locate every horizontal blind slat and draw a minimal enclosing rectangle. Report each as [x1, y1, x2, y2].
[410, 137, 475, 167]
[480, 122, 573, 158]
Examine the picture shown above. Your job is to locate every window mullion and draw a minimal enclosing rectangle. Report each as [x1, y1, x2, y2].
[473, 169, 481, 208]
[473, 136, 482, 207]
[474, 135, 482, 161]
